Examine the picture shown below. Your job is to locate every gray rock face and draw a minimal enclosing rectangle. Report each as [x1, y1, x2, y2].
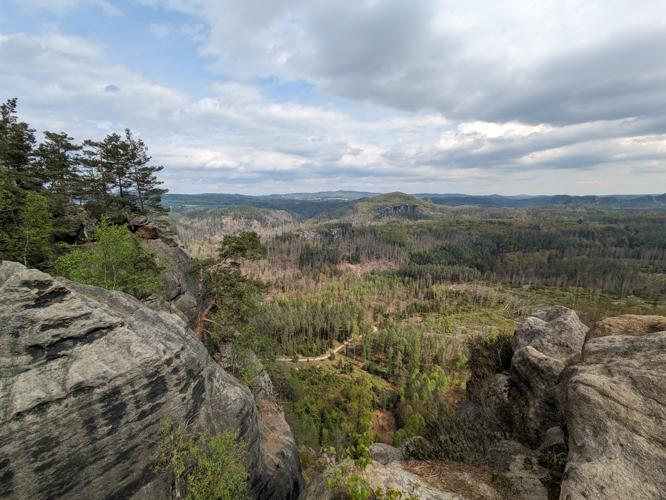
[377, 204, 426, 219]
[487, 440, 549, 500]
[511, 306, 587, 364]
[510, 307, 588, 445]
[560, 330, 666, 500]
[369, 443, 403, 465]
[139, 237, 199, 324]
[0, 262, 302, 499]
[247, 360, 303, 500]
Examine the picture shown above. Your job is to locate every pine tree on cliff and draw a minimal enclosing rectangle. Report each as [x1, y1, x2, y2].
[34, 131, 82, 212]
[0, 99, 38, 192]
[78, 138, 114, 211]
[197, 232, 267, 343]
[123, 129, 167, 213]
[100, 132, 132, 207]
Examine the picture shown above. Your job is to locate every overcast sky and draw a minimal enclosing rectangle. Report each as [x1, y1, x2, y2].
[2, 0, 666, 195]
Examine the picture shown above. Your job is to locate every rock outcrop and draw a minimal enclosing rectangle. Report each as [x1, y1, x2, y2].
[369, 443, 403, 465]
[487, 440, 550, 500]
[560, 329, 666, 500]
[301, 460, 462, 500]
[509, 306, 588, 445]
[139, 237, 199, 324]
[397, 307, 665, 499]
[129, 214, 200, 325]
[0, 262, 302, 499]
[377, 204, 425, 219]
[250, 365, 302, 499]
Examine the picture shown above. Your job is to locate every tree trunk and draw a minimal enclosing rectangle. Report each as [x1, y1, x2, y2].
[197, 299, 217, 341]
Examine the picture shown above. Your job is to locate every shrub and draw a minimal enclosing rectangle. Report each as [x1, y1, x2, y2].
[154, 418, 249, 500]
[53, 217, 160, 298]
[465, 332, 513, 390]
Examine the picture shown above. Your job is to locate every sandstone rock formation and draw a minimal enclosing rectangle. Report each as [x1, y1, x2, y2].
[377, 204, 425, 219]
[510, 306, 588, 445]
[301, 460, 463, 500]
[560, 329, 666, 500]
[399, 307, 665, 499]
[369, 443, 403, 465]
[0, 262, 302, 499]
[129, 214, 200, 325]
[486, 440, 549, 500]
[139, 237, 199, 324]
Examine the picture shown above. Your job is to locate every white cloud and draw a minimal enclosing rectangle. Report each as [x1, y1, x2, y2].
[2, 2, 666, 196]
[145, 0, 666, 126]
[7, 0, 122, 17]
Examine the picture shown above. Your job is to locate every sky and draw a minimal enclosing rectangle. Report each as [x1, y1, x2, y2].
[1, 0, 666, 195]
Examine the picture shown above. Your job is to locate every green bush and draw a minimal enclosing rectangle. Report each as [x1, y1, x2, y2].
[154, 418, 249, 500]
[465, 332, 513, 390]
[53, 217, 160, 298]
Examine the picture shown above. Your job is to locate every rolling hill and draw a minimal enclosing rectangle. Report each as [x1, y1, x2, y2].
[164, 191, 666, 219]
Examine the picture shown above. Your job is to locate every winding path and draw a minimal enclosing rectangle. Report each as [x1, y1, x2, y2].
[276, 336, 357, 363]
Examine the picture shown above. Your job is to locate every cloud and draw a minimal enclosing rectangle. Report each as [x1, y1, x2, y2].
[7, 0, 122, 17]
[2, 1, 666, 195]
[148, 0, 666, 128]
[0, 32, 187, 136]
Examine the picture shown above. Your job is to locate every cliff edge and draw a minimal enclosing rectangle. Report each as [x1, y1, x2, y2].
[0, 261, 302, 499]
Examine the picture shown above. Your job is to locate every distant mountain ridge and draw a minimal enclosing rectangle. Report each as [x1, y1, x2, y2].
[163, 191, 666, 217]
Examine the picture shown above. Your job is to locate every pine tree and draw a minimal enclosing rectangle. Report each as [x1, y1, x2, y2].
[0, 99, 38, 191]
[12, 192, 53, 266]
[123, 129, 167, 213]
[34, 131, 81, 211]
[100, 132, 131, 205]
[0, 98, 170, 268]
[0, 163, 11, 256]
[78, 139, 112, 209]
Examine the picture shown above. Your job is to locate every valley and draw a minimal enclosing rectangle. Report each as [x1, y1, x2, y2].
[168, 191, 666, 484]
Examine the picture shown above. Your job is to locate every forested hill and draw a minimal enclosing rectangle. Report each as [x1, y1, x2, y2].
[164, 190, 666, 218]
[421, 192, 666, 209]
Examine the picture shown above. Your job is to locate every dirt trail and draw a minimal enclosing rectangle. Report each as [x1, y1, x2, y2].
[276, 336, 356, 362]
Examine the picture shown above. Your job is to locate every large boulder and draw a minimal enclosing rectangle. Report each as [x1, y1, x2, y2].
[369, 443, 403, 465]
[510, 307, 588, 445]
[559, 329, 666, 499]
[0, 262, 302, 499]
[301, 460, 462, 500]
[511, 306, 587, 363]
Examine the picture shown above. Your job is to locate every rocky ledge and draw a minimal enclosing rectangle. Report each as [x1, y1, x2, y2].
[0, 261, 302, 499]
[560, 325, 666, 499]
[395, 306, 666, 499]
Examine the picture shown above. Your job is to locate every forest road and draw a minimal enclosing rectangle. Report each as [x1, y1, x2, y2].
[275, 336, 357, 363]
